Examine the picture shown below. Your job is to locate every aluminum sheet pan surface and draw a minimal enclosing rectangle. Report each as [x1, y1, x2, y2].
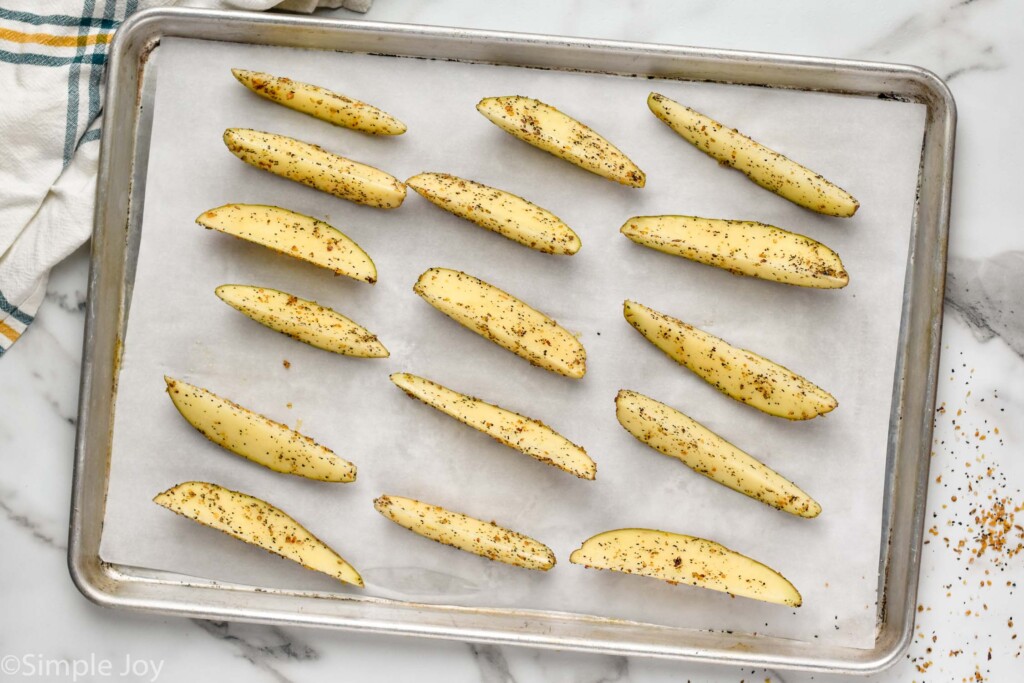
[98, 35, 926, 651]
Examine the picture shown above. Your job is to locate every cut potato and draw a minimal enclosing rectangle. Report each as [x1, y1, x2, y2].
[216, 284, 388, 357]
[391, 372, 595, 479]
[232, 68, 407, 135]
[570, 528, 800, 606]
[620, 215, 848, 289]
[413, 267, 586, 378]
[476, 96, 645, 187]
[223, 128, 406, 209]
[647, 92, 859, 217]
[406, 173, 581, 255]
[623, 300, 836, 419]
[164, 376, 356, 483]
[154, 481, 363, 586]
[615, 390, 820, 517]
[197, 204, 376, 284]
[374, 494, 556, 571]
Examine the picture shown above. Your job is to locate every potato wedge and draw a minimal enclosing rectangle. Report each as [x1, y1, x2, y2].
[413, 267, 586, 378]
[197, 204, 376, 284]
[223, 128, 406, 209]
[570, 528, 800, 606]
[154, 481, 363, 586]
[623, 300, 835, 419]
[216, 284, 388, 357]
[232, 68, 407, 135]
[476, 96, 645, 187]
[620, 215, 848, 289]
[391, 372, 595, 479]
[406, 173, 581, 255]
[374, 494, 556, 571]
[615, 390, 819, 517]
[647, 92, 859, 217]
[164, 376, 356, 482]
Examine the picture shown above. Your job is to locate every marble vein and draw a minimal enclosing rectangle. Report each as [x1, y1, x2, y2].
[192, 620, 317, 683]
[468, 643, 514, 683]
[0, 493, 65, 550]
[945, 252, 1024, 358]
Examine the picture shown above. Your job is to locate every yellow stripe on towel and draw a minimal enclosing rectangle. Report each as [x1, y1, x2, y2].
[0, 318, 21, 343]
[0, 26, 112, 48]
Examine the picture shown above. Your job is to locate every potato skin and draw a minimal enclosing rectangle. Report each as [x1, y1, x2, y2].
[215, 284, 389, 357]
[164, 376, 356, 482]
[391, 372, 595, 479]
[197, 204, 376, 283]
[223, 128, 406, 209]
[374, 494, 556, 570]
[623, 300, 836, 420]
[154, 481, 363, 586]
[620, 215, 848, 288]
[616, 389, 820, 517]
[232, 68, 406, 135]
[476, 96, 645, 187]
[413, 267, 586, 378]
[648, 92, 859, 217]
[406, 172, 581, 255]
[570, 528, 801, 606]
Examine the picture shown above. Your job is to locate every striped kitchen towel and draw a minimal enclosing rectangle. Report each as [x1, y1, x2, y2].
[0, 0, 371, 356]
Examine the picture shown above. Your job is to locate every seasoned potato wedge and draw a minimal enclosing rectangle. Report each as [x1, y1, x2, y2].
[164, 376, 356, 482]
[570, 528, 800, 606]
[374, 494, 556, 571]
[391, 372, 595, 479]
[197, 204, 376, 284]
[413, 267, 586, 378]
[615, 390, 820, 517]
[232, 68, 407, 135]
[648, 92, 859, 217]
[223, 128, 406, 209]
[406, 173, 581, 255]
[620, 215, 848, 289]
[476, 96, 645, 187]
[216, 284, 388, 357]
[154, 481, 363, 586]
[623, 300, 836, 419]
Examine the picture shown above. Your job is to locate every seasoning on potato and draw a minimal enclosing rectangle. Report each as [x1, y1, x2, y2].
[477, 95, 645, 187]
[374, 494, 556, 571]
[570, 528, 801, 606]
[223, 128, 406, 208]
[648, 92, 859, 217]
[623, 300, 836, 419]
[232, 68, 407, 134]
[154, 481, 363, 586]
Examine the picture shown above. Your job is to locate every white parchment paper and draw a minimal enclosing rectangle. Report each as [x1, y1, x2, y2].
[100, 37, 927, 649]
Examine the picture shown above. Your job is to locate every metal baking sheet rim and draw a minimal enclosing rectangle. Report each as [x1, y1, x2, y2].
[69, 7, 956, 675]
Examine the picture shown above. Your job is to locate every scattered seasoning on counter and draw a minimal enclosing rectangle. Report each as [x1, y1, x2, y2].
[903, 350, 1021, 682]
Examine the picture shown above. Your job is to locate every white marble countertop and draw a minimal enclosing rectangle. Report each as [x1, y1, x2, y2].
[1, 1, 1021, 681]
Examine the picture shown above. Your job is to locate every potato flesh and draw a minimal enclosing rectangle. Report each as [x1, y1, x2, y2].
[623, 300, 836, 419]
[391, 372, 595, 479]
[223, 128, 406, 209]
[374, 494, 556, 570]
[164, 376, 356, 482]
[232, 68, 406, 135]
[647, 92, 858, 217]
[620, 215, 848, 289]
[413, 267, 586, 378]
[154, 481, 363, 586]
[615, 390, 819, 517]
[197, 204, 376, 283]
[569, 528, 800, 606]
[406, 172, 581, 255]
[216, 284, 388, 357]
[476, 96, 645, 188]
